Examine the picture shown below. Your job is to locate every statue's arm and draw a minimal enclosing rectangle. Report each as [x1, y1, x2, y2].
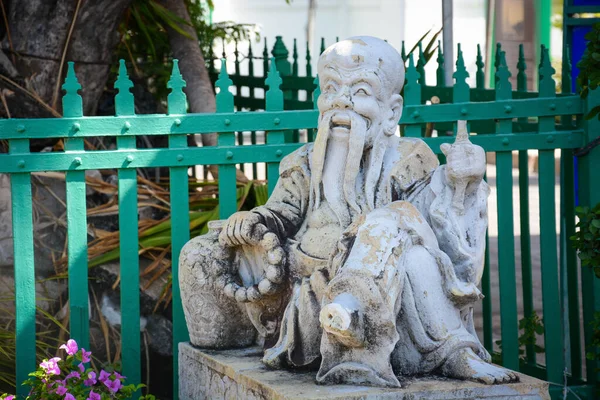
[251, 149, 311, 239]
[392, 137, 489, 285]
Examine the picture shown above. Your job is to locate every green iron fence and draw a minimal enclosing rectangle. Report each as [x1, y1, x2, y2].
[1, 40, 599, 400]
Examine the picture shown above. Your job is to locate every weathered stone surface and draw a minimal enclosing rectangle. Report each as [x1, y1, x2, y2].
[179, 343, 550, 400]
[180, 36, 509, 387]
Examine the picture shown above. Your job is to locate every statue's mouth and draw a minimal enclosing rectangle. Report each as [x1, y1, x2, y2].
[330, 113, 351, 130]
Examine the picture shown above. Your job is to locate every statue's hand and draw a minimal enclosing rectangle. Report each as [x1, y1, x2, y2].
[440, 121, 486, 212]
[218, 211, 267, 247]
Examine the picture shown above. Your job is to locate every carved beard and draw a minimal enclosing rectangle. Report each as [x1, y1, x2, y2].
[310, 112, 389, 227]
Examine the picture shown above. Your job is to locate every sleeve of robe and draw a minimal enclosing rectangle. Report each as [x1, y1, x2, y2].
[391, 138, 490, 287]
[250, 144, 311, 240]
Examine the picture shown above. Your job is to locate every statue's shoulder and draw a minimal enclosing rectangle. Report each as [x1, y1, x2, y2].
[279, 143, 313, 175]
[388, 136, 439, 190]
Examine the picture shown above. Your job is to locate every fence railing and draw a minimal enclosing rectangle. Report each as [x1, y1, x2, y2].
[1, 41, 599, 400]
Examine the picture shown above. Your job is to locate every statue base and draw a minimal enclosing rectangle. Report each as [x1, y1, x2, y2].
[179, 342, 549, 399]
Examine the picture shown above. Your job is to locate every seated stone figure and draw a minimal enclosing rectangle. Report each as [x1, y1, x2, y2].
[180, 36, 518, 387]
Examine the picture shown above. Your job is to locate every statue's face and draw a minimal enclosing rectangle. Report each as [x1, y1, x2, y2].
[317, 64, 385, 141]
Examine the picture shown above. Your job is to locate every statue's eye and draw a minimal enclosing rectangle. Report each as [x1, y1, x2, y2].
[323, 83, 337, 93]
[354, 88, 369, 96]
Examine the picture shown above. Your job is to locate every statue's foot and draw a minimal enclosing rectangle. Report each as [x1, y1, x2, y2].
[440, 348, 520, 385]
[320, 295, 365, 348]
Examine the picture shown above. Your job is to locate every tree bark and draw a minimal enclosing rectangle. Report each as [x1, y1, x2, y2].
[1, 0, 132, 118]
[158, 0, 217, 147]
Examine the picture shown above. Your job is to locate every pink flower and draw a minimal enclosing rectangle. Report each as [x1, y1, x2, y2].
[84, 371, 97, 386]
[87, 390, 101, 400]
[5, 396, 14, 400]
[113, 371, 126, 380]
[40, 357, 61, 375]
[78, 363, 85, 373]
[81, 348, 92, 363]
[65, 394, 75, 400]
[65, 371, 80, 381]
[59, 339, 78, 356]
[98, 370, 110, 383]
[55, 385, 67, 395]
[103, 377, 122, 393]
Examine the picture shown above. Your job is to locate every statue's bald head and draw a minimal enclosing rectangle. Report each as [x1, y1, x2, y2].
[317, 36, 405, 96]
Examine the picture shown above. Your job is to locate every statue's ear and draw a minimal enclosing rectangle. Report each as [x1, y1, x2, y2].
[384, 94, 403, 136]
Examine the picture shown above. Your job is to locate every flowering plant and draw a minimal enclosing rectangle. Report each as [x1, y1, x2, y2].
[1, 339, 155, 400]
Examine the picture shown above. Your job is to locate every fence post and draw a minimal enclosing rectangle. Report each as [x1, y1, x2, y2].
[494, 50, 520, 371]
[62, 62, 90, 353]
[579, 84, 600, 387]
[114, 59, 141, 389]
[516, 44, 536, 367]
[404, 54, 422, 138]
[167, 59, 191, 400]
[216, 60, 237, 219]
[265, 58, 284, 195]
[537, 46, 565, 387]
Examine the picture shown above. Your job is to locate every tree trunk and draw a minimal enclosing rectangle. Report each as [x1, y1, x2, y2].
[1, 0, 132, 119]
[158, 0, 217, 147]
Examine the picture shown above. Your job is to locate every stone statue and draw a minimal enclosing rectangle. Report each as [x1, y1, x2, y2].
[179, 36, 519, 388]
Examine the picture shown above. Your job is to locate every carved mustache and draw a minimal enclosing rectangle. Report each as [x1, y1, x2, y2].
[322, 110, 372, 131]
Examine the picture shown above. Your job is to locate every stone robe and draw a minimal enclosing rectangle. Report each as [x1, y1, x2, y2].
[242, 135, 490, 384]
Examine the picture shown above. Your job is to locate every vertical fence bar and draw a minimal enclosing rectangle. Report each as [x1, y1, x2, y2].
[216, 60, 237, 219]
[436, 42, 445, 88]
[516, 44, 535, 366]
[416, 43, 426, 86]
[63, 62, 90, 351]
[494, 51, 520, 371]
[114, 60, 141, 387]
[537, 47, 564, 385]
[167, 60, 191, 400]
[404, 54, 421, 138]
[561, 46, 582, 381]
[266, 58, 284, 194]
[307, 75, 319, 143]
[475, 45, 493, 352]
[10, 123, 35, 399]
[579, 86, 600, 387]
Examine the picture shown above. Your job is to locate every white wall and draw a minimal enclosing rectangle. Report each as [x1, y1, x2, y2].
[212, 0, 488, 86]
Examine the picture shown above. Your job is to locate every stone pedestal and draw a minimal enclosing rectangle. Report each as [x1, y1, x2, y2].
[179, 342, 550, 400]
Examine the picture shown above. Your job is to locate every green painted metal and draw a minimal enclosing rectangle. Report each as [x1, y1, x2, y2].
[1, 40, 597, 397]
[515, 47, 535, 366]
[436, 42, 445, 87]
[537, 47, 565, 385]
[404, 54, 421, 138]
[9, 136, 35, 398]
[63, 62, 90, 352]
[476, 44, 485, 89]
[495, 51, 520, 371]
[265, 58, 285, 195]
[416, 43, 426, 86]
[114, 60, 142, 388]
[167, 60, 191, 399]
[560, 45, 582, 381]
[216, 60, 238, 219]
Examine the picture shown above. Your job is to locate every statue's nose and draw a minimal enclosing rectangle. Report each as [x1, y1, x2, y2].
[332, 87, 352, 109]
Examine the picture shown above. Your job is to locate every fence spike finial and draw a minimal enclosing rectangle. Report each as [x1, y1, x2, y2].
[248, 40, 254, 76]
[476, 44, 485, 89]
[114, 59, 135, 116]
[312, 75, 320, 109]
[62, 61, 83, 118]
[517, 44, 527, 92]
[263, 37, 269, 77]
[453, 43, 469, 88]
[436, 41, 445, 87]
[320, 37, 326, 55]
[216, 59, 234, 112]
[495, 50, 512, 97]
[234, 40, 240, 75]
[265, 57, 283, 111]
[539, 46, 556, 96]
[306, 41, 312, 77]
[416, 42, 426, 85]
[292, 38, 299, 77]
[562, 45, 572, 94]
[167, 59, 188, 114]
[401, 41, 407, 63]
